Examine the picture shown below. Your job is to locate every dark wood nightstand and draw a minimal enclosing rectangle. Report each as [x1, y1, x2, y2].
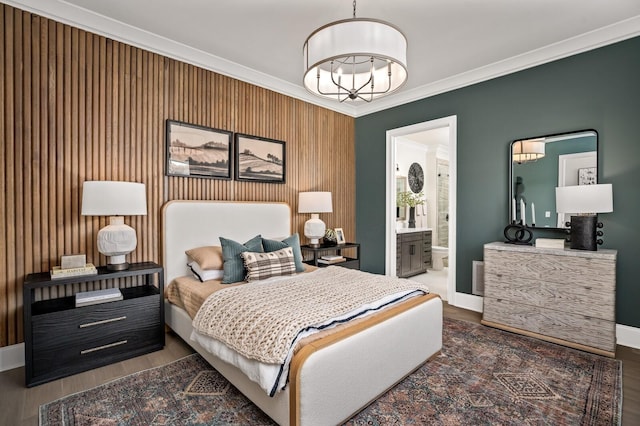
[301, 243, 361, 270]
[23, 262, 164, 387]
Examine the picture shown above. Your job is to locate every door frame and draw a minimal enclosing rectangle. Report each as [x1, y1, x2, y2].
[385, 115, 457, 303]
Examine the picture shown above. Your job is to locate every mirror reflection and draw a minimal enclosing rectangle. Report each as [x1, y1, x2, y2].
[509, 130, 597, 229]
[396, 176, 407, 221]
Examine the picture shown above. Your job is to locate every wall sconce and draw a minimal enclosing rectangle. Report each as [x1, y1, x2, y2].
[555, 184, 613, 251]
[81, 181, 147, 270]
[298, 192, 333, 247]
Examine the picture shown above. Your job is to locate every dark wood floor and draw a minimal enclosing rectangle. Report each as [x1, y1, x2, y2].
[1, 303, 638, 425]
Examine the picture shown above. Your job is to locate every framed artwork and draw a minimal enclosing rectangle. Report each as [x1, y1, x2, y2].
[578, 167, 597, 185]
[334, 228, 346, 244]
[165, 120, 233, 179]
[234, 134, 286, 183]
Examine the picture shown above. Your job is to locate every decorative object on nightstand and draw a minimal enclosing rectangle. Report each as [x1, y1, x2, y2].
[50, 263, 97, 279]
[60, 254, 87, 269]
[555, 183, 613, 251]
[82, 181, 147, 270]
[323, 228, 338, 247]
[334, 227, 346, 244]
[298, 191, 332, 247]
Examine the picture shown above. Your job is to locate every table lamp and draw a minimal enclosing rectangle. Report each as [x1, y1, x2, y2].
[555, 183, 613, 251]
[81, 181, 147, 270]
[298, 191, 333, 247]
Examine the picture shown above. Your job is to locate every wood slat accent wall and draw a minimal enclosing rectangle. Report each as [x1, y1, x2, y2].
[0, 4, 355, 348]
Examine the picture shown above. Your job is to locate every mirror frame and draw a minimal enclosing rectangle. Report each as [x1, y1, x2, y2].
[508, 129, 598, 230]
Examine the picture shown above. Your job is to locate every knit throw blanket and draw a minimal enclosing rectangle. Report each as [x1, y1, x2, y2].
[192, 266, 430, 365]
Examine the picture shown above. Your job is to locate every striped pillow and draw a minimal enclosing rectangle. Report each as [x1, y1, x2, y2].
[241, 247, 296, 282]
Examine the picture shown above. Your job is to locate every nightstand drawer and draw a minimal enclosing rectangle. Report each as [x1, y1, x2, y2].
[31, 294, 161, 378]
[31, 294, 160, 349]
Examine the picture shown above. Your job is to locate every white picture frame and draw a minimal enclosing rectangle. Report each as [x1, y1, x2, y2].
[334, 228, 346, 244]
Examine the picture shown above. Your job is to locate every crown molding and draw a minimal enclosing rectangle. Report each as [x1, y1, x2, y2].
[355, 14, 640, 117]
[3, 0, 358, 117]
[4, 1, 640, 118]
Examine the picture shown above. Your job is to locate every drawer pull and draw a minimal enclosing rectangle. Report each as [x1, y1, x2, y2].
[81, 340, 128, 354]
[79, 316, 127, 328]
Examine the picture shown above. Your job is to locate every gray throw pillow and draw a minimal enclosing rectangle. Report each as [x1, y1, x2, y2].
[262, 233, 305, 272]
[219, 235, 264, 283]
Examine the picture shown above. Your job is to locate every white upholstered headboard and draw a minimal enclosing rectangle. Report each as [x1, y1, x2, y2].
[162, 201, 291, 285]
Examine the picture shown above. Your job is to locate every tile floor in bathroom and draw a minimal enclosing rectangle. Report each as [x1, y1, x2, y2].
[407, 267, 449, 301]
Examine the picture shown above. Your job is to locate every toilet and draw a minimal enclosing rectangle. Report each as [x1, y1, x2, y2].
[431, 246, 449, 271]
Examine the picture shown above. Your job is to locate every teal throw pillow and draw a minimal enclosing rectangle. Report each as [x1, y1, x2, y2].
[262, 233, 305, 273]
[219, 235, 264, 283]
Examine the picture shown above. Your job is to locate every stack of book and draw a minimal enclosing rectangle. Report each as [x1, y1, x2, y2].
[75, 288, 123, 307]
[317, 255, 346, 265]
[50, 263, 98, 279]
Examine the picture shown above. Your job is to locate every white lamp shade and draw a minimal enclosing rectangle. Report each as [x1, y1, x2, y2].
[298, 192, 333, 213]
[303, 18, 408, 101]
[81, 181, 147, 216]
[555, 184, 613, 214]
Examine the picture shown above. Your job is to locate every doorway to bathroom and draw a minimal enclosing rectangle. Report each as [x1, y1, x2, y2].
[385, 116, 457, 303]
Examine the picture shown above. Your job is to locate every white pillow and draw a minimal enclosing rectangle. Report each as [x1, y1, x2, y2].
[188, 262, 224, 282]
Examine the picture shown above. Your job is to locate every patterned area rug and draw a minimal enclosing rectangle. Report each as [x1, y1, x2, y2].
[40, 318, 622, 425]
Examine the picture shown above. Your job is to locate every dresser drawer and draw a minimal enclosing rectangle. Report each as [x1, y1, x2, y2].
[483, 297, 616, 352]
[483, 273, 615, 321]
[484, 248, 615, 289]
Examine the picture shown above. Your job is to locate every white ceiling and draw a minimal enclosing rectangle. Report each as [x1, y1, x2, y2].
[7, 0, 640, 117]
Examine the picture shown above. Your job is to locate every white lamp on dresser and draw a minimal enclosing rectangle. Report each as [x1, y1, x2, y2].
[81, 181, 147, 270]
[555, 183, 613, 251]
[298, 191, 333, 247]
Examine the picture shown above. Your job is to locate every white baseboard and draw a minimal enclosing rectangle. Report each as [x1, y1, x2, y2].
[617, 324, 640, 350]
[452, 292, 483, 312]
[0, 342, 24, 372]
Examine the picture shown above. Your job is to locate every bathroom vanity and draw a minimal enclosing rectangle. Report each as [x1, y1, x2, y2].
[396, 228, 432, 278]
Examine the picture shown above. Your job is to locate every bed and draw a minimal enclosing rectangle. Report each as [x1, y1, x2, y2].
[162, 200, 443, 425]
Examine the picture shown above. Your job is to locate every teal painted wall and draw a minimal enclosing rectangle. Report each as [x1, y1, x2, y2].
[355, 36, 640, 328]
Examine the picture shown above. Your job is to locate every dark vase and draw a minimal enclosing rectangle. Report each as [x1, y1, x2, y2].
[408, 207, 416, 228]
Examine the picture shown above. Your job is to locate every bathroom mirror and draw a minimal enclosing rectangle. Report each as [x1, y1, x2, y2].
[509, 130, 597, 229]
[396, 176, 407, 221]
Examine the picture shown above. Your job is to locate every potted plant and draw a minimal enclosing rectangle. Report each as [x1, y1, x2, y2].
[322, 228, 338, 246]
[397, 191, 425, 228]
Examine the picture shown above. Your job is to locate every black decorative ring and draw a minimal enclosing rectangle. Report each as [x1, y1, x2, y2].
[503, 223, 533, 245]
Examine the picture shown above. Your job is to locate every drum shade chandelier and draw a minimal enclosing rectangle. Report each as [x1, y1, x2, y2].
[512, 138, 546, 163]
[303, 0, 408, 102]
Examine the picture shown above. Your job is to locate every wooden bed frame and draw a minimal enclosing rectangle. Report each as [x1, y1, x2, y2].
[162, 200, 443, 425]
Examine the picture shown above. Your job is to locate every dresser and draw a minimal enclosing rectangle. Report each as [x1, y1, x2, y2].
[396, 229, 432, 278]
[481, 242, 617, 357]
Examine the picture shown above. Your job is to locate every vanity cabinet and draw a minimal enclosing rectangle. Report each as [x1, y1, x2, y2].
[481, 242, 616, 357]
[396, 230, 432, 278]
